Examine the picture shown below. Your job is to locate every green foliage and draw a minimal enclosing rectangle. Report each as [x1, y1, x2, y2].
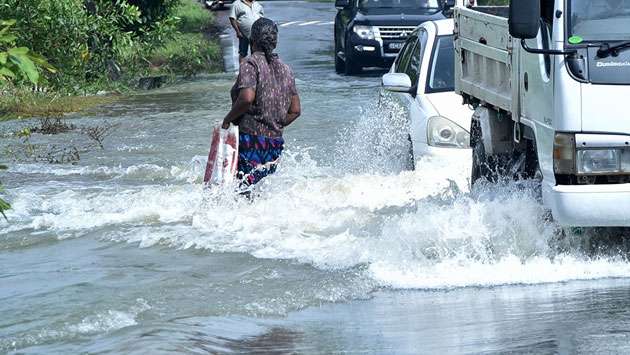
[0, 164, 9, 221]
[148, 32, 221, 77]
[0, 86, 118, 120]
[174, 0, 214, 33]
[0, 19, 56, 85]
[0, 0, 172, 91]
[0, 0, 218, 100]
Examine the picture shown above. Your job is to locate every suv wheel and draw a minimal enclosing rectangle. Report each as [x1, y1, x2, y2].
[335, 42, 344, 74]
[343, 41, 361, 75]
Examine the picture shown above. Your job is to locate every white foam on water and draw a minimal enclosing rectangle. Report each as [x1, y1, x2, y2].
[66, 298, 150, 334]
[0, 299, 150, 352]
[7, 157, 206, 183]
[5, 98, 630, 293]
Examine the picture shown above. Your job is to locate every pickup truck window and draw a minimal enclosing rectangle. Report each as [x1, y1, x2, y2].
[358, 0, 439, 9]
[426, 35, 454, 93]
[570, 0, 630, 41]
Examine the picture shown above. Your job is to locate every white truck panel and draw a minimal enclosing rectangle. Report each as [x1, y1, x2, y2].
[454, 7, 515, 114]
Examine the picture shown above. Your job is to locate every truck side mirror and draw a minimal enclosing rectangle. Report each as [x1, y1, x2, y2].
[335, 0, 350, 8]
[508, 0, 540, 39]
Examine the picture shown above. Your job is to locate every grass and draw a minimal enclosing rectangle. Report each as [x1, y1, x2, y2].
[175, 0, 216, 33]
[0, 89, 119, 121]
[144, 0, 222, 77]
[148, 32, 222, 77]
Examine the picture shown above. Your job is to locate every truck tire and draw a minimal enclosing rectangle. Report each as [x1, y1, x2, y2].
[470, 119, 508, 185]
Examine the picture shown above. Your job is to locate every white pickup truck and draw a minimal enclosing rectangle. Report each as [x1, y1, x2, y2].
[454, 0, 630, 227]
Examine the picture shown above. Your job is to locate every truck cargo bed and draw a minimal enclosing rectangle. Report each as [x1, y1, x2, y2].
[454, 6, 516, 114]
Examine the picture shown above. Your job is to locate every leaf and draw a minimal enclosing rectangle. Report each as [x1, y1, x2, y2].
[0, 203, 10, 221]
[0, 67, 15, 79]
[0, 20, 16, 27]
[8, 47, 29, 56]
[9, 54, 39, 84]
[0, 34, 16, 43]
[28, 52, 57, 73]
[0, 52, 7, 65]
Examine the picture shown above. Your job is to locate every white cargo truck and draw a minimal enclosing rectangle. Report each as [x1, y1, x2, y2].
[453, 0, 630, 227]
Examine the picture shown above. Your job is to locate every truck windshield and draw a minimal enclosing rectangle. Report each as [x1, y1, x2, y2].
[570, 0, 630, 41]
[427, 36, 454, 93]
[358, 0, 440, 9]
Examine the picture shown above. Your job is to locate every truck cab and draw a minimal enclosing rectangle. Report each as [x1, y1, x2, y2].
[334, 0, 448, 75]
[454, 0, 630, 227]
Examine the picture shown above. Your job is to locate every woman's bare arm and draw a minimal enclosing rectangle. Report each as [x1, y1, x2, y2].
[222, 88, 255, 129]
[283, 95, 301, 128]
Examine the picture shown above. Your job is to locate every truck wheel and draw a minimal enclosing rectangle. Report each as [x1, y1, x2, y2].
[470, 119, 507, 185]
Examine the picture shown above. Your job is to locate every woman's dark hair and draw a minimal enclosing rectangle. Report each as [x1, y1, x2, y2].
[250, 18, 278, 63]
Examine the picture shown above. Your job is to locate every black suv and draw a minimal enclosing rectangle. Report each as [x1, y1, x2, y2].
[334, 0, 449, 75]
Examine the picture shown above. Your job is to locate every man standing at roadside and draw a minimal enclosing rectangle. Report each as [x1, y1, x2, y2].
[229, 0, 264, 62]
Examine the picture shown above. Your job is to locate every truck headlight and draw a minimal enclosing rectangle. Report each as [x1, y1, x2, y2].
[555, 133, 630, 175]
[427, 116, 470, 149]
[353, 25, 377, 40]
[577, 149, 620, 174]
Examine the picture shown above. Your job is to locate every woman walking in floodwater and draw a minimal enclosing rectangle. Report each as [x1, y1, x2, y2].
[221, 18, 301, 191]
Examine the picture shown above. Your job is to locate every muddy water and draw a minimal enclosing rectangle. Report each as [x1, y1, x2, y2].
[2, 2, 630, 354]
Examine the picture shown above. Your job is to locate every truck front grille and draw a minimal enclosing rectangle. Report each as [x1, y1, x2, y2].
[377, 26, 416, 39]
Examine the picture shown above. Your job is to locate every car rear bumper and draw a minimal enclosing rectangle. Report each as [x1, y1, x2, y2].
[545, 183, 630, 227]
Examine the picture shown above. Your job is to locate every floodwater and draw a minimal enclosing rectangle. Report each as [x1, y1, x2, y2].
[2, 2, 630, 354]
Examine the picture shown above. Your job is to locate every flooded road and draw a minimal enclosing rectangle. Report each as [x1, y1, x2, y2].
[2, 1, 630, 353]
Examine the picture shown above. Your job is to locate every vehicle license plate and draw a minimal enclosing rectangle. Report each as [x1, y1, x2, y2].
[389, 42, 404, 50]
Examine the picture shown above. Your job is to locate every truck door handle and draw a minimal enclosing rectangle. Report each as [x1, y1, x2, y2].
[524, 72, 529, 92]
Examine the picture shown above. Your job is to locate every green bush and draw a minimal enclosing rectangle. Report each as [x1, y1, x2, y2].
[0, 0, 181, 91]
[148, 32, 221, 77]
[174, 0, 214, 33]
[0, 19, 56, 85]
[0, 0, 218, 95]
[0, 0, 92, 89]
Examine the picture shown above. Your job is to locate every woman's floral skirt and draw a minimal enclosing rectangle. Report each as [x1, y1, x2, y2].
[237, 133, 284, 187]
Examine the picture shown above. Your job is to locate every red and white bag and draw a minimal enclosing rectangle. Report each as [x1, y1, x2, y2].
[203, 125, 239, 186]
